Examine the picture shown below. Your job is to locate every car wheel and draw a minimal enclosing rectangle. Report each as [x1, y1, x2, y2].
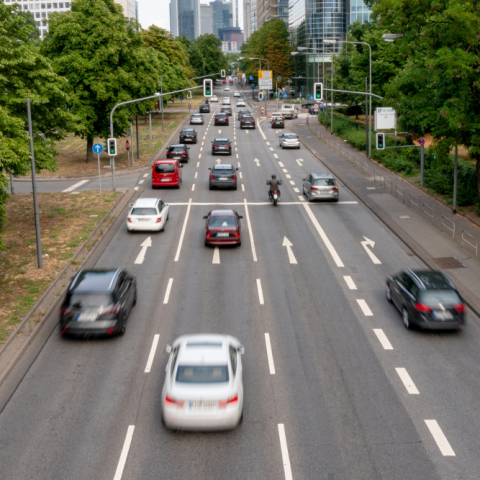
[133, 287, 137, 305]
[237, 240, 241, 247]
[402, 307, 412, 330]
[297, 145, 301, 149]
[386, 283, 392, 303]
[119, 315, 127, 335]
[234, 186, 237, 190]
[209, 186, 213, 190]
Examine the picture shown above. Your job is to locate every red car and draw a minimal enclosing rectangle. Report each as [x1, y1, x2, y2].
[152, 159, 183, 188]
[204, 210, 243, 246]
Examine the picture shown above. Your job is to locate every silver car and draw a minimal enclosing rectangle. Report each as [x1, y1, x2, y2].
[190, 113, 204, 125]
[303, 173, 339, 202]
[279, 133, 300, 149]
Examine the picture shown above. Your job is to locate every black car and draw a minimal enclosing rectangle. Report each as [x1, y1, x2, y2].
[240, 115, 255, 129]
[271, 117, 285, 128]
[199, 104, 210, 113]
[166, 144, 190, 163]
[238, 109, 251, 120]
[301, 101, 320, 109]
[179, 129, 197, 143]
[386, 270, 466, 330]
[214, 113, 229, 126]
[211, 138, 232, 155]
[60, 269, 137, 338]
[221, 107, 232, 116]
[208, 164, 238, 190]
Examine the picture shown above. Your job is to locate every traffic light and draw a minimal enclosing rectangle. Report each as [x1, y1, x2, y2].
[103, 138, 108, 152]
[376, 133, 385, 150]
[258, 91, 263, 100]
[314, 82, 323, 100]
[154, 99, 160, 111]
[221, 70, 226, 78]
[107, 138, 117, 156]
[204, 79, 213, 97]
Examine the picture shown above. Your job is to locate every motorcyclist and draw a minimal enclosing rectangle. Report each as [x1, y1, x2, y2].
[266, 174, 282, 200]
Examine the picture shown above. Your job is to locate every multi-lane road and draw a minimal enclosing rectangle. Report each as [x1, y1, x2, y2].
[2, 86, 480, 480]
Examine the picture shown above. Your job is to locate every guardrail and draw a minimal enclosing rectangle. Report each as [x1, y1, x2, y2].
[462, 230, 478, 257]
[441, 216, 455, 239]
[408, 193, 418, 211]
[422, 203, 435, 224]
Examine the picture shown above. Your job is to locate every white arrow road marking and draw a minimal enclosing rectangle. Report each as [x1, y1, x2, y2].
[216, 159, 221, 164]
[113, 425, 135, 480]
[254, 158, 261, 167]
[134, 236, 152, 264]
[282, 237, 297, 264]
[213, 247, 220, 264]
[62, 179, 88, 192]
[361, 236, 381, 264]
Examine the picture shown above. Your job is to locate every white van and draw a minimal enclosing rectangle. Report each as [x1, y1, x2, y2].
[280, 104, 298, 119]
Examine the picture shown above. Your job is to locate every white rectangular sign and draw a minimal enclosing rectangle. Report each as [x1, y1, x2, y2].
[259, 78, 273, 88]
[375, 107, 397, 130]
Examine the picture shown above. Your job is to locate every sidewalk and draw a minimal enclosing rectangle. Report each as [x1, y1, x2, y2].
[292, 116, 480, 319]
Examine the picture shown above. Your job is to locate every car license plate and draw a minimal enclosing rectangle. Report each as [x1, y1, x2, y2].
[433, 310, 453, 320]
[189, 401, 216, 410]
[161, 178, 170, 182]
[217, 232, 229, 237]
[219, 177, 228, 180]
[77, 313, 97, 322]
[174, 157, 180, 159]
[219, 147, 225, 149]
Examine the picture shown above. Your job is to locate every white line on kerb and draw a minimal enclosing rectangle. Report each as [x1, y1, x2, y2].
[395, 368, 419, 394]
[256, 279, 264, 305]
[134, 186, 139, 191]
[357, 299, 373, 316]
[62, 179, 88, 192]
[303, 204, 344, 267]
[113, 425, 135, 480]
[244, 199, 257, 262]
[373, 329, 393, 350]
[138, 180, 144, 185]
[278, 162, 284, 167]
[278, 424, 293, 480]
[425, 420, 455, 456]
[163, 278, 173, 304]
[145, 334, 160, 373]
[293, 188, 299, 193]
[343, 276, 357, 289]
[213, 247, 220, 264]
[174, 199, 192, 262]
[264, 333, 275, 374]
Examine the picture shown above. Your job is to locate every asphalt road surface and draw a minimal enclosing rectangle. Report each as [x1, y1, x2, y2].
[2, 86, 480, 480]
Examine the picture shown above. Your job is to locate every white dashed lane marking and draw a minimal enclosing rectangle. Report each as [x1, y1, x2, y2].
[356, 299, 373, 316]
[425, 420, 455, 456]
[264, 333, 276, 374]
[373, 329, 393, 350]
[343, 276, 357, 289]
[395, 368, 419, 394]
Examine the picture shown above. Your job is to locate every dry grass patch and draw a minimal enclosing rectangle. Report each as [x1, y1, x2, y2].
[0, 190, 119, 347]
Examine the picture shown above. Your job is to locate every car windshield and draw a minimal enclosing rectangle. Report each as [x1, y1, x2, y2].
[176, 365, 229, 384]
[131, 207, 157, 215]
[209, 215, 236, 227]
[68, 293, 113, 309]
[155, 164, 175, 173]
[216, 114, 227, 117]
[419, 290, 461, 305]
[313, 179, 336, 186]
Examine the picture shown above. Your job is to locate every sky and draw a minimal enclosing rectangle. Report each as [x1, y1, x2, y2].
[138, 0, 243, 33]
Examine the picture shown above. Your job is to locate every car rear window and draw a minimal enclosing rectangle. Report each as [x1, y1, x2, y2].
[284, 134, 297, 139]
[209, 215, 236, 227]
[169, 147, 186, 153]
[68, 293, 113, 308]
[131, 207, 157, 215]
[214, 140, 230, 145]
[181, 130, 194, 134]
[313, 178, 336, 186]
[419, 290, 461, 305]
[176, 365, 229, 383]
[243, 116, 253, 120]
[216, 113, 227, 117]
[155, 164, 175, 173]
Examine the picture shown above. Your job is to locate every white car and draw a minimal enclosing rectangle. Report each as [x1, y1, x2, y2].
[162, 334, 244, 431]
[270, 112, 283, 119]
[236, 100, 246, 107]
[233, 92, 240, 97]
[279, 132, 300, 149]
[222, 97, 231, 105]
[127, 198, 169, 232]
[210, 95, 218, 102]
[224, 87, 230, 92]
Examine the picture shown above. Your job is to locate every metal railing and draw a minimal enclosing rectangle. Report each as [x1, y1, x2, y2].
[422, 203, 435, 224]
[408, 193, 418, 211]
[441, 216, 455, 239]
[462, 230, 478, 257]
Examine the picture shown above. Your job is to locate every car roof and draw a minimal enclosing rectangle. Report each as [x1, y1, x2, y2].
[181, 128, 195, 131]
[407, 270, 455, 290]
[154, 159, 177, 164]
[174, 334, 238, 365]
[311, 172, 335, 179]
[69, 269, 121, 293]
[191, 113, 202, 116]
[215, 113, 227, 116]
[133, 197, 160, 208]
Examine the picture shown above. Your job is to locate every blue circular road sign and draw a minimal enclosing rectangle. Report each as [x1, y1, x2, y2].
[180, 95, 184, 101]
[249, 75, 254, 81]
[92, 143, 103, 154]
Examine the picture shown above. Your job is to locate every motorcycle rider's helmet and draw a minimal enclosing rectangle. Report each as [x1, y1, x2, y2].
[271, 174, 276, 179]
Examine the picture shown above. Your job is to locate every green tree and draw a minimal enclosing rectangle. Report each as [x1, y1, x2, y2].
[42, 0, 163, 163]
[18, 10, 40, 42]
[192, 34, 228, 78]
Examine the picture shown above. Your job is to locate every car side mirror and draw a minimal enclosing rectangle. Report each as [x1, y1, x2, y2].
[236, 168, 239, 171]
[238, 345, 245, 355]
[203, 215, 208, 219]
[302, 178, 305, 181]
[129, 203, 134, 207]
[238, 215, 243, 219]
[165, 345, 172, 354]
[208, 167, 211, 170]
[180, 165, 183, 168]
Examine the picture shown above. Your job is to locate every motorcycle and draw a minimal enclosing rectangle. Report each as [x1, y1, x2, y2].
[267, 180, 282, 206]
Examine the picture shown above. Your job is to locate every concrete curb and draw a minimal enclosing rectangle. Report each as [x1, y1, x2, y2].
[0, 188, 135, 388]
[296, 124, 480, 321]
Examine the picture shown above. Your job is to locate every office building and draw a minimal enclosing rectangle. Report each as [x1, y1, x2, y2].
[200, 4, 213, 34]
[218, 26, 243, 47]
[210, 0, 232, 38]
[257, 0, 288, 28]
[243, 0, 251, 40]
[250, 0, 257, 33]
[116, 0, 137, 19]
[231, 0, 238, 27]
[170, 0, 201, 40]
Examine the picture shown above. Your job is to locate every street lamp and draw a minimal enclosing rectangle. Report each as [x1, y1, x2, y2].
[382, 33, 404, 42]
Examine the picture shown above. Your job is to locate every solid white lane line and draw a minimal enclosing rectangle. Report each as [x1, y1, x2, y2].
[242, 184, 245, 191]
[293, 188, 299, 193]
[264, 333, 276, 374]
[244, 199, 257, 262]
[396, 368, 419, 394]
[278, 424, 293, 480]
[343, 275, 357, 289]
[258, 121, 267, 140]
[144, 335, 160, 373]
[197, 161, 200, 167]
[303, 204, 344, 267]
[213, 247, 220, 264]
[239, 172, 243, 178]
[143, 173, 148, 178]
[163, 278, 173, 304]
[195, 172, 198, 178]
[289, 181, 295, 185]
[113, 425, 135, 480]
[298, 195, 305, 202]
[373, 329, 393, 350]
[356, 299, 373, 316]
[278, 162, 284, 167]
[62, 179, 89, 192]
[139, 180, 144, 184]
[256, 279, 264, 305]
[425, 420, 455, 456]
[191, 184, 195, 191]
[174, 199, 192, 262]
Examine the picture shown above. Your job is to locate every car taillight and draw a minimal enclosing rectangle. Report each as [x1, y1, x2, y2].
[214, 145, 218, 148]
[415, 303, 432, 313]
[231, 174, 236, 179]
[454, 304, 467, 312]
[210, 174, 214, 179]
[227, 145, 231, 149]
[156, 217, 162, 223]
[103, 303, 121, 315]
[181, 152, 187, 155]
[165, 396, 185, 407]
[296, 139, 300, 142]
[127, 217, 132, 223]
[219, 395, 238, 408]
[206, 231, 212, 237]
[61, 306, 71, 316]
[233, 232, 240, 237]
[332, 186, 338, 190]
[311, 187, 319, 191]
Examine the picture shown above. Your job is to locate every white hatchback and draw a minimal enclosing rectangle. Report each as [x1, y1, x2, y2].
[222, 97, 231, 105]
[236, 100, 246, 107]
[126, 198, 169, 232]
[162, 334, 244, 430]
[211, 95, 219, 102]
[233, 92, 240, 97]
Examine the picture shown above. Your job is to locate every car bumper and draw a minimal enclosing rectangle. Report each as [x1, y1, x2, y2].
[308, 192, 339, 201]
[215, 121, 229, 125]
[205, 236, 241, 245]
[417, 319, 464, 330]
[127, 221, 163, 231]
[152, 179, 180, 187]
[281, 142, 300, 148]
[212, 149, 231, 154]
[210, 180, 237, 188]
[60, 320, 119, 337]
[163, 404, 242, 431]
[241, 124, 255, 128]
[180, 139, 196, 143]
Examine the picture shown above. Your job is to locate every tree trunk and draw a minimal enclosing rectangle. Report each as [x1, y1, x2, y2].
[86, 137, 94, 163]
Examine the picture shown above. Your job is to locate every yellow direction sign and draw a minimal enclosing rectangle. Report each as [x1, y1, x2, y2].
[258, 70, 273, 88]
